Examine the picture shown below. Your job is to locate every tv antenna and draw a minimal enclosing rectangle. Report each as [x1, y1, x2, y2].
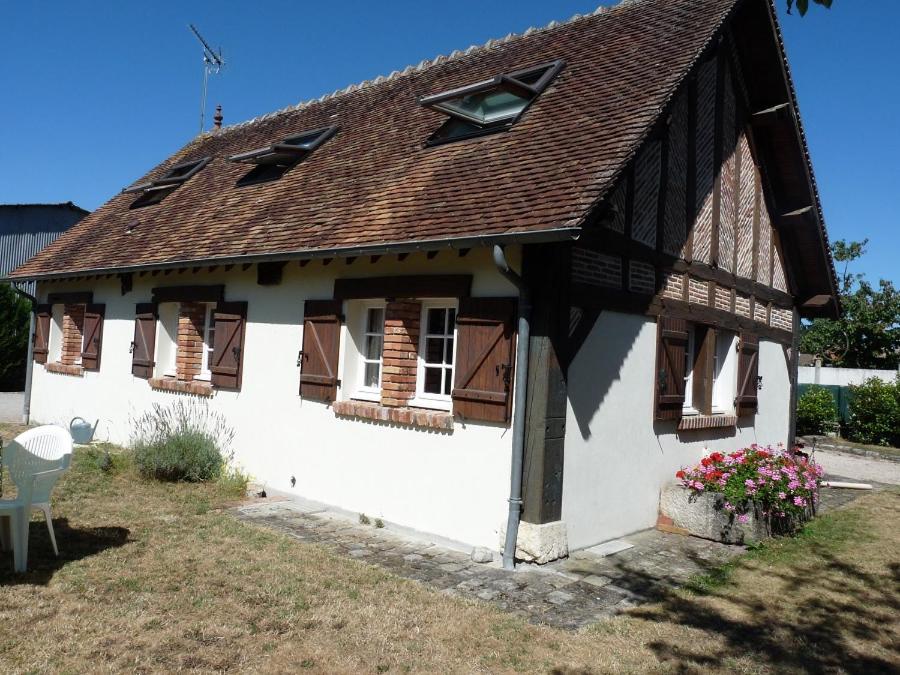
[188, 23, 225, 134]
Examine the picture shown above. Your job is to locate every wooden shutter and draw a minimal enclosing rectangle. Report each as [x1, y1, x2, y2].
[131, 303, 157, 379]
[299, 300, 342, 402]
[735, 332, 760, 416]
[33, 304, 52, 364]
[80, 304, 105, 371]
[654, 316, 689, 420]
[210, 301, 248, 390]
[451, 297, 517, 424]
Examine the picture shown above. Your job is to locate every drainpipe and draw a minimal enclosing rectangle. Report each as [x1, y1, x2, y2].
[492, 245, 531, 571]
[12, 284, 37, 425]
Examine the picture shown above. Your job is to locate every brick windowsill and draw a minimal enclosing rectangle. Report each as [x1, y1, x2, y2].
[149, 377, 215, 397]
[678, 414, 738, 431]
[45, 362, 84, 377]
[333, 400, 453, 432]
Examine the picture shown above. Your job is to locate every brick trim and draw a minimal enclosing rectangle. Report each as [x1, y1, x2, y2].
[45, 362, 84, 377]
[677, 414, 737, 431]
[333, 400, 453, 432]
[149, 377, 215, 397]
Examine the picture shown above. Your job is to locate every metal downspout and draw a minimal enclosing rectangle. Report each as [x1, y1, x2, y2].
[12, 284, 37, 425]
[492, 245, 531, 571]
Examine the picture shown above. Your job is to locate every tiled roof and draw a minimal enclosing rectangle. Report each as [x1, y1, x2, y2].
[11, 0, 739, 279]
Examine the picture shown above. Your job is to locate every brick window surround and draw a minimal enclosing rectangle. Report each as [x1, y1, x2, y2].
[149, 301, 214, 396]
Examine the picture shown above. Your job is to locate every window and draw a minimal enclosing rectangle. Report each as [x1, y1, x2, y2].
[414, 302, 457, 409]
[682, 325, 737, 416]
[124, 157, 210, 209]
[347, 302, 385, 401]
[420, 60, 564, 145]
[228, 126, 338, 185]
[197, 303, 217, 381]
[155, 302, 179, 377]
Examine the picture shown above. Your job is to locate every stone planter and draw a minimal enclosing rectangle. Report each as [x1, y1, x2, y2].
[659, 484, 769, 545]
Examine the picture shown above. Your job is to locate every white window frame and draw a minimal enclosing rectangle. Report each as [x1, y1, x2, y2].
[682, 325, 737, 416]
[410, 299, 458, 411]
[195, 303, 217, 382]
[682, 327, 697, 415]
[352, 300, 386, 402]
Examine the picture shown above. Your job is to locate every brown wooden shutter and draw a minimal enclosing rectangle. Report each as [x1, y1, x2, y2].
[654, 316, 689, 420]
[735, 332, 760, 416]
[210, 301, 248, 390]
[451, 297, 517, 424]
[299, 299, 342, 402]
[80, 304, 105, 371]
[33, 304, 52, 364]
[131, 303, 157, 379]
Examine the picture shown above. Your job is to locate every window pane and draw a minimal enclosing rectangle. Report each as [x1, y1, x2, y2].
[427, 308, 446, 335]
[365, 335, 383, 360]
[443, 369, 453, 396]
[440, 90, 530, 125]
[425, 337, 443, 364]
[367, 308, 384, 334]
[444, 337, 454, 365]
[364, 362, 380, 388]
[424, 367, 442, 394]
[446, 308, 456, 330]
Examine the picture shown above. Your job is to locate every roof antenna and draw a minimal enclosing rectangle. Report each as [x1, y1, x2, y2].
[188, 23, 225, 134]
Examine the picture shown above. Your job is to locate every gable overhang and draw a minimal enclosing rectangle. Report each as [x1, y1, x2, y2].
[3, 226, 581, 283]
[732, 0, 840, 319]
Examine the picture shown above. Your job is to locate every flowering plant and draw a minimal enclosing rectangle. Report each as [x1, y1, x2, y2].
[676, 444, 824, 533]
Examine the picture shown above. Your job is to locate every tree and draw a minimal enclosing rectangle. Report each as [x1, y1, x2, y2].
[800, 239, 900, 369]
[786, 0, 833, 16]
[0, 284, 32, 391]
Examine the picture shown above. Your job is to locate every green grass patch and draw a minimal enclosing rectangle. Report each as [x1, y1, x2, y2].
[685, 505, 870, 595]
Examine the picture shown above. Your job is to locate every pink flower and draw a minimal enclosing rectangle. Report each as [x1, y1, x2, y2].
[794, 496, 806, 507]
[778, 492, 787, 500]
[737, 513, 750, 524]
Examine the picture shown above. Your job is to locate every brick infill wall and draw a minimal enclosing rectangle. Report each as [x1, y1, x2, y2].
[60, 304, 85, 366]
[381, 300, 420, 407]
[176, 302, 206, 381]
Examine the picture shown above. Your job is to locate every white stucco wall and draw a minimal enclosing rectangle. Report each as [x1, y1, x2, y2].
[798, 365, 898, 387]
[563, 310, 792, 551]
[30, 248, 521, 549]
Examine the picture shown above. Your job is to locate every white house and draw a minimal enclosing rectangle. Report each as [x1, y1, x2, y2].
[7, 0, 838, 564]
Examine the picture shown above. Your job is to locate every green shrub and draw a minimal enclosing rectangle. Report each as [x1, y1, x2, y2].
[846, 377, 900, 447]
[130, 400, 235, 482]
[796, 386, 839, 436]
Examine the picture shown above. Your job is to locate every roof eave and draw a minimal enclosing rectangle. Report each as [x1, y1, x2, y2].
[4, 226, 581, 283]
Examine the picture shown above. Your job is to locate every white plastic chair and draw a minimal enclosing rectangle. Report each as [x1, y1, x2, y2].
[0, 426, 73, 572]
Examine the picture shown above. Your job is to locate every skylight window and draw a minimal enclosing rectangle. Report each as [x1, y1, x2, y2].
[124, 157, 211, 209]
[420, 60, 564, 145]
[228, 126, 338, 185]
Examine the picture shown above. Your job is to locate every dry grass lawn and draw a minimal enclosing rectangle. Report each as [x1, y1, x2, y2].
[0, 422, 897, 673]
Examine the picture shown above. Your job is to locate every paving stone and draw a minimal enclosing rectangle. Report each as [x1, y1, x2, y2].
[231, 496, 789, 630]
[546, 590, 574, 605]
[581, 574, 612, 588]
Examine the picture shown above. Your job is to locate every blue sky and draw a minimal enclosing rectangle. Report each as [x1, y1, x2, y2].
[1, 1, 896, 283]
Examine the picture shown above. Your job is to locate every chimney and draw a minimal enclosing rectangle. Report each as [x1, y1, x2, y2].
[213, 104, 223, 130]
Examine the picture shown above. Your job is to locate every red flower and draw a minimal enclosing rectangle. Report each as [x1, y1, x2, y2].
[709, 452, 725, 463]
[675, 470, 685, 479]
[700, 458, 711, 468]
[756, 450, 770, 459]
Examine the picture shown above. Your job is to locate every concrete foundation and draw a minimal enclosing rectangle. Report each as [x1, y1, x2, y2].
[659, 484, 768, 545]
[500, 519, 569, 564]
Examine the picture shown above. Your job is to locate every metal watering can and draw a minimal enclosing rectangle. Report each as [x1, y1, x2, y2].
[70, 417, 99, 445]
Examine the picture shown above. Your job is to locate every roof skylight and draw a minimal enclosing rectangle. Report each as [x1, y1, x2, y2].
[228, 126, 338, 185]
[124, 157, 211, 209]
[420, 60, 564, 145]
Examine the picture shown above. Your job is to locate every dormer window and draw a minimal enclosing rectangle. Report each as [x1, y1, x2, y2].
[228, 126, 338, 185]
[124, 157, 210, 209]
[420, 60, 564, 146]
